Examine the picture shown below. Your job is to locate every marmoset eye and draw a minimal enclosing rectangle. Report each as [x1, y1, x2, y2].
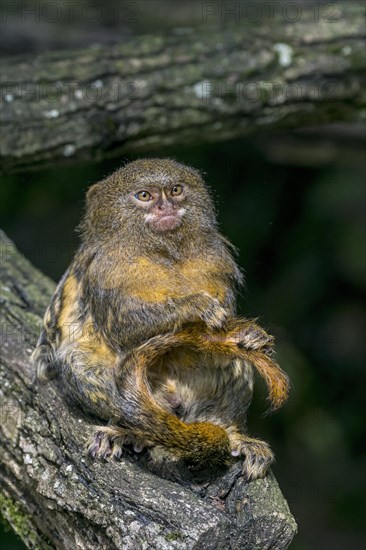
[135, 190, 152, 201]
[171, 184, 183, 196]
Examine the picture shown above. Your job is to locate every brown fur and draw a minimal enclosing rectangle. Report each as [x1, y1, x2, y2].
[32, 158, 289, 480]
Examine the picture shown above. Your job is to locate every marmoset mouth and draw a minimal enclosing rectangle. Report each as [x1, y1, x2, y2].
[150, 215, 182, 232]
[145, 209, 185, 232]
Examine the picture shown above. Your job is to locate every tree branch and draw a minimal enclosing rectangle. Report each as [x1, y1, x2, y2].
[1, 3, 365, 173]
[0, 230, 297, 549]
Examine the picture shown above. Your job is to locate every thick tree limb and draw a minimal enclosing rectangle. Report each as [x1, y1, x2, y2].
[0, 230, 297, 549]
[1, 3, 365, 173]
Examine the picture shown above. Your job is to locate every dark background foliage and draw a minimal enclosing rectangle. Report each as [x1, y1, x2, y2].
[1, 2, 365, 549]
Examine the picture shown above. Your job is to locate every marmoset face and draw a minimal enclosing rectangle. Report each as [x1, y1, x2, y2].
[82, 158, 217, 240]
[130, 182, 187, 233]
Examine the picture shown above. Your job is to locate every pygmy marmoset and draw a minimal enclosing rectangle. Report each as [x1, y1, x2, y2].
[32, 158, 289, 480]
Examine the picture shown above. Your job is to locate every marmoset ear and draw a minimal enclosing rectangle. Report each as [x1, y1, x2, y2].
[86, 183, 100, 208]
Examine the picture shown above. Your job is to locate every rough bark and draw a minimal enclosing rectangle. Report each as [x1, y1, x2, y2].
[1, 2, 365, 173]
[0, 230, 297, 549]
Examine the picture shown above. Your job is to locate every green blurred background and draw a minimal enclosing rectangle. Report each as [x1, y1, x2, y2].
[1, 2, 365, 549]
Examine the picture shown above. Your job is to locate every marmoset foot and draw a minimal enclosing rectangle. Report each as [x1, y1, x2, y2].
[229, 434, 274, 480]
[88, 426, 148, 460]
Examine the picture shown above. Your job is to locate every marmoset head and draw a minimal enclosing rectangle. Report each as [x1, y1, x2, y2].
[81, 158, 218, 244]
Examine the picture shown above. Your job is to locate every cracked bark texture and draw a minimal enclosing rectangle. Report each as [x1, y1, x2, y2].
[0, 230, 297, 549]
[1, 2, 365, 173]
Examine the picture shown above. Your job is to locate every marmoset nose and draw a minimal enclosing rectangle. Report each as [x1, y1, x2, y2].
[157, 195, 174, 210]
